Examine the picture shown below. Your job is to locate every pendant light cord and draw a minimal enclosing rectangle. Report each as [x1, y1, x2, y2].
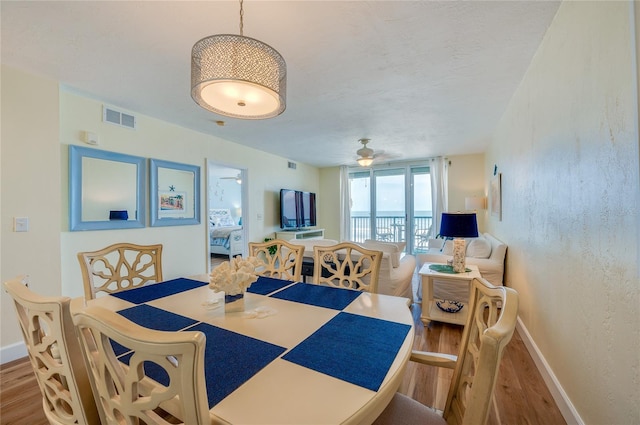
[239, 0, 244, 36]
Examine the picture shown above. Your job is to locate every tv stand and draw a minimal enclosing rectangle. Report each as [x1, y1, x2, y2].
[276, 228, 324, 241]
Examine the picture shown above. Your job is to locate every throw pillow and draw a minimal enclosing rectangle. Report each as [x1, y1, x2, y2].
[218, 215, 236, 227]
[466, 237, 492, 258]
[442, 239, 455, 255]
[362, 240, 400, 268]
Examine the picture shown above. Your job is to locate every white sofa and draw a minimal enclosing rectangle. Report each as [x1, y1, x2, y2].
[287, 239, 416, 300]
[417, 232, 507, 286]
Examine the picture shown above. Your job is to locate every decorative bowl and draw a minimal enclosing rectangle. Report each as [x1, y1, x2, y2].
[436, 299, 464, 313]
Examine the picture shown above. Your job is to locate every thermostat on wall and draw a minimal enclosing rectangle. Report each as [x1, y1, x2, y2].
[82, 131, 99, 145]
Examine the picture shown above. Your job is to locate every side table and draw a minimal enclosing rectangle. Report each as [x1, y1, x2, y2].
[418, 263, 481, 326]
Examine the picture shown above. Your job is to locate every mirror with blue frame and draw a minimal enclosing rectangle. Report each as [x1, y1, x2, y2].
[69, 145, 146, 231]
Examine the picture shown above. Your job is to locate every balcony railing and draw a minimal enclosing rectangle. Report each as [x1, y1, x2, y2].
[350, 215, 433, 247]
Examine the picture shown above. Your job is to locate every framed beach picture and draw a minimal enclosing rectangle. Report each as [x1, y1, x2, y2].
[150, 159, 201, 226]
[490, 173, 502, 221]
[159, 190, 186, 213]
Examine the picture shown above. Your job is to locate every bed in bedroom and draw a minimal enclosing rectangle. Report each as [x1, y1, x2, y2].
[209, 209, 244, 259]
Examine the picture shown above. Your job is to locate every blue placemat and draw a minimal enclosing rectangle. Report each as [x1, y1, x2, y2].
[118, 323, 286, 408]
[110, 339, 131, 357]
[118, 351, 171, 386]
[117, 304, 198, 332]
[111, 278, 207, 304]
[271, 283, 361, 310]
[247, 276, 295, 295]
[191, 323, 286, 408]
[282, 312, 411, 392]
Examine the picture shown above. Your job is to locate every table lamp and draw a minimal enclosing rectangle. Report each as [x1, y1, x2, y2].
[439, 212, 478, 272]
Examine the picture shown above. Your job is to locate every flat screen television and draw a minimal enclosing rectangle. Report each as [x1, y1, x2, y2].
[280, 189, 317, 229]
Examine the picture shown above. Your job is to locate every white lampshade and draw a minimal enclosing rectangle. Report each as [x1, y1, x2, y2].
[357, 157, 374, 167]
[191, 34, 286, 120]
[465, 196, 487, 211]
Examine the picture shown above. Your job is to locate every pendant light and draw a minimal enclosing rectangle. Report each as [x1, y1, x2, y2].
[191, 0, 286, 120]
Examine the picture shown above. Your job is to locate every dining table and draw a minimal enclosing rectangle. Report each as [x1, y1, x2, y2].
[77, 274, 415, 425]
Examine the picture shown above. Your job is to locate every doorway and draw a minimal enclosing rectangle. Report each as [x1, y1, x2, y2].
[206, 161, 247, 271]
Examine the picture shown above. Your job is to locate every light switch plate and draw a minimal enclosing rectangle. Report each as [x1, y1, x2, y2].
[14, 217, 29, 232]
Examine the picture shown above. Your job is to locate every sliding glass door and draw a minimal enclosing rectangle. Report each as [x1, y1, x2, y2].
[374, 168, 406, 244]
[411, 167, 432, 253]
[349, 164, 433, 254]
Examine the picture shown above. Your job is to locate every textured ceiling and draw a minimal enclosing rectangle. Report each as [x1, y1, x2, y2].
[1, 1, 560, 168]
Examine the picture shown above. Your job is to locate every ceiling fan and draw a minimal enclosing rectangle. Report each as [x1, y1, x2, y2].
[219, 173, 242, 184]
[356, 138, 375, 167]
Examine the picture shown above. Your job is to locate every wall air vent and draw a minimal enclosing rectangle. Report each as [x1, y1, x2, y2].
[288, 161, 297, 170]
[103, 105, 137, 129]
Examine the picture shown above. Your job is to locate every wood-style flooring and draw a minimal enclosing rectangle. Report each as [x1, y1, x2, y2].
[0, 267, 567, 425]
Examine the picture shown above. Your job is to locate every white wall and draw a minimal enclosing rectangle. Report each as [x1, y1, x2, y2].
[485, 2, 639, 423]
[1, 67, 62, 359]
[209, 178, 242, 224]
[319, 167, 341, 240]
[447, 153, 486, 232]
[1, 66, 320, 358]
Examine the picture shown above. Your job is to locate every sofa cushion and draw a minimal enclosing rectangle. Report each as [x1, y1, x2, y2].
[417, 232, 507, 287]
[287, 239, 339, 257]
[466, 236, 492, 259]
[442, 240, 453, 255]
[362, 240, 401, 268]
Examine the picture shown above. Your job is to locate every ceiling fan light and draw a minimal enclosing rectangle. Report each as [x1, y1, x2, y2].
[356, 138, 375, 167]
[191, 34, 286, 120]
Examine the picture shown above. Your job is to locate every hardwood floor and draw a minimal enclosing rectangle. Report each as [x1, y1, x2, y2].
[0, 270, 567, 425]
[0, 356, 47, 425]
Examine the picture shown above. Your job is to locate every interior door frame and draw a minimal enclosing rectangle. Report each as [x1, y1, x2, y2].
[205, 159, 248, 269]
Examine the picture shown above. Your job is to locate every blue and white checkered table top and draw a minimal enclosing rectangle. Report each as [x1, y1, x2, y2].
[86, 275, 414, 425]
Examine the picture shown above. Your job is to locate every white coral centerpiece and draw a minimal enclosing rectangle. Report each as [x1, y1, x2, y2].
[209, 256, 261, 296]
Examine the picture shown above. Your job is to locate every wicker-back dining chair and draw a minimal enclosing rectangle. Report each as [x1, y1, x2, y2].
[248, 239, 305, 282]
[373, 277, 519, 425]
[73, 306, 210, 425]
[3, 277, 100, 425]
[77, 242, 163, 299]
[312, 242, 383, 293]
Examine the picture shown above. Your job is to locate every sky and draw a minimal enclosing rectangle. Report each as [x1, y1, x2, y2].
[350, 173, 431, 214]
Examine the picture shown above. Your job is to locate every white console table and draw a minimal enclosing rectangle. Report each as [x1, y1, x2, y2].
[276, 228, 325, 241]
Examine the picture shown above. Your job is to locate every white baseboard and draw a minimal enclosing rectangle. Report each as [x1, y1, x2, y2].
[0, 341, 28, 364]
[516, 318, 584, 425]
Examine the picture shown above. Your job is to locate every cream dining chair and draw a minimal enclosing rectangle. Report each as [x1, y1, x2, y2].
[312, 242, 383, 293]
[73, 306, 210, 425]
[77, 242, 163, 300]
[248, 239, 305, 282]
[3, 277, 100, 425]
[373, 277, 519, 425]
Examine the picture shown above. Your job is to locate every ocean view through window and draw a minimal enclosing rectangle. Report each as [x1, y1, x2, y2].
[349, 165, 432, 254]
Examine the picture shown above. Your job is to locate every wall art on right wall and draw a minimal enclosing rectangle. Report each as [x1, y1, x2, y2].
[490, 173, 502, 221]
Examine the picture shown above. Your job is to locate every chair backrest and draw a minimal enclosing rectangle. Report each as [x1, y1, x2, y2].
[248, 239, 305, 282]
[444, 277, 519, 425]
[77, 242, 163, 299]
[312, 242, 382, 293]
[3, 277, 100, 425]
[73, 306, 210, 425]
